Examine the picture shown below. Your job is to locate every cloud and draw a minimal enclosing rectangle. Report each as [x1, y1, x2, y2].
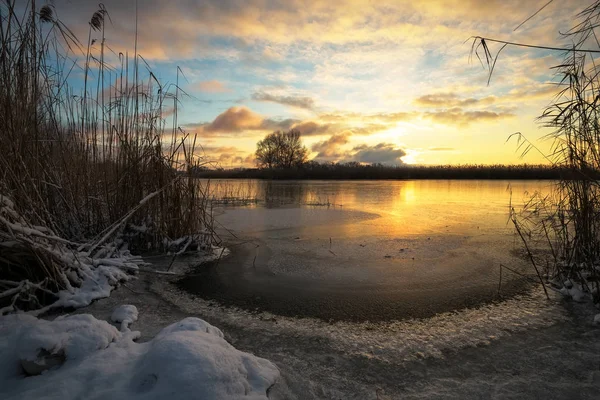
[428, 147, 455, 151]
[260, 118, 299, 132]
[252, 91, 315, 110]
[290, 121, 331, 136]
[310, 136, 407, 165]
[311, 132, 351, 159]
[503, 84, 560, 103]
[320, 111, 415, 124]
[195, 80, 231, 93]
[51, 0, 576, 61]
[198, 145, 257, 168]
[185, 107, 298, 137]
[410, 93, 517, 126]
[198, 145, 244, 154]
[424, 107, 514, 126]
[350, 143, 407, 165]
[414, 93, 496, 108]
[188, 106, 398, 140]
[370, 112, 416, 123]
[201, 106, 264, 133]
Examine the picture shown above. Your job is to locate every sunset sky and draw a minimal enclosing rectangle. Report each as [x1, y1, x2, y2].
[51, 0, 582, 167]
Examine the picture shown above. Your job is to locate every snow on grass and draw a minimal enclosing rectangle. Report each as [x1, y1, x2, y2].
[0, 310, 279, 400]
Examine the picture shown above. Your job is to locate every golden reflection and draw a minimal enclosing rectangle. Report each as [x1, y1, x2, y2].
[204, 179, 554, 238]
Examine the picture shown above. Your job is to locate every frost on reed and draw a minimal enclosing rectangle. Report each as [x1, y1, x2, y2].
[473, 1, 600, 302]
[0, 1, 214, 313]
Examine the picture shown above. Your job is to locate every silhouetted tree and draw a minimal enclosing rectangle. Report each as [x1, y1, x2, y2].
[255, 129, 308, 168]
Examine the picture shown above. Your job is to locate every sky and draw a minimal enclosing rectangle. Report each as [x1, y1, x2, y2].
[46, 0, 586, 167]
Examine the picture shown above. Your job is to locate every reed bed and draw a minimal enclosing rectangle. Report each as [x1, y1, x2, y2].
[205, 180, 259, 206]
[475, 1, 600, 302]
[0, 1, 214, 313]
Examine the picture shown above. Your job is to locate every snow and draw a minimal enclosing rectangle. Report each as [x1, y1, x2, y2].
[111, 305, 139, 331]
[557, 281, 591, 303]
[0, 310, 279, 400]
[0, 194, 146, 316]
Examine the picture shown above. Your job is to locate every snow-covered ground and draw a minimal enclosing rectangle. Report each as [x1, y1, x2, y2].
[155, 278, 600, 399]
[0, 308, 279, 400]
[36, 259, 594, 400]
[4, 250, 600, 399]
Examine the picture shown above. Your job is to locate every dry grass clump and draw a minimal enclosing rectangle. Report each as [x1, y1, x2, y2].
[0, 1, 214, 313]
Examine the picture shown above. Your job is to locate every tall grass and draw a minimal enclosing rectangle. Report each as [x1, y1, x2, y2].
[0, 1, 213, 311]
[475, 1, 600, 301]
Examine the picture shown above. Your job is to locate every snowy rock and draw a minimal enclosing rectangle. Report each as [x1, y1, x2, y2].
[111, 305, 139, 331]
[568, 286, 589, 303]
[129, 318, 279, 399]
[563, 280, 574, 289]
[16, 314, 120, 363]
[0, 314, 279, 399]
[20, 349, 65, 376]
[14, 314, 120, 376]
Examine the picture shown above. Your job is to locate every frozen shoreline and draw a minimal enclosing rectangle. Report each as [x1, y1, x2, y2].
[46, 258, 600, 399]
[3, 245, 600, 399]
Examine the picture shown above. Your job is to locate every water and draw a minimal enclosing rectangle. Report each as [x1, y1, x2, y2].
[206, 179, 549, 236]
[149, 179, 600, 398]
[182, 179, 555, 321]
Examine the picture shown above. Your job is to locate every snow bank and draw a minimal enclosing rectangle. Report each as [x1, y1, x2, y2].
[0, 310, 279, 400]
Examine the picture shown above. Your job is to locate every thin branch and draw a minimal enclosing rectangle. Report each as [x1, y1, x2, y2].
[471, 36, 600, 54]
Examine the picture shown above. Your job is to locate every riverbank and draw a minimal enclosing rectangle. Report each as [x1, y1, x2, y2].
[69, 254, 600, 399]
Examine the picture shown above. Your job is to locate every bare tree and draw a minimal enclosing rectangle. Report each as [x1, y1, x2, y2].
[255, 129, 308, 168]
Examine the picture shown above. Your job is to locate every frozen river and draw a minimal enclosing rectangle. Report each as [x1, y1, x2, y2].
[181, 179, 554, 321]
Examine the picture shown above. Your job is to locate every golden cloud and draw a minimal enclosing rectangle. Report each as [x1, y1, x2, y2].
[252, 91, 315, 110]
[424, 107, 514, 126]
[202, 106, 264, 132]
[311, 132, 352, 158]
[195, 80, 231, 93]
[185, 106, 299, 137]
[414, 93, 496, 108]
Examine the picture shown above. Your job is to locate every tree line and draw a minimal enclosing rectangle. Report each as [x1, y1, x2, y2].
[193, 161, 567, 180]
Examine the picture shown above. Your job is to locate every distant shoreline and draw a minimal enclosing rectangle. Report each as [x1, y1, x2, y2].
[190, 164, 572, 181]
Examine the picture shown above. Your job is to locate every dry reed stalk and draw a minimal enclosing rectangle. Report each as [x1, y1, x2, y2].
[473, 1, 600, 301]
[0, 1, 216, 313]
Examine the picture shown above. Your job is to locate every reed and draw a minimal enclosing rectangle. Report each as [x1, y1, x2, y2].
[475, 1, 600, 301]
[0, 1, 214, 312]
